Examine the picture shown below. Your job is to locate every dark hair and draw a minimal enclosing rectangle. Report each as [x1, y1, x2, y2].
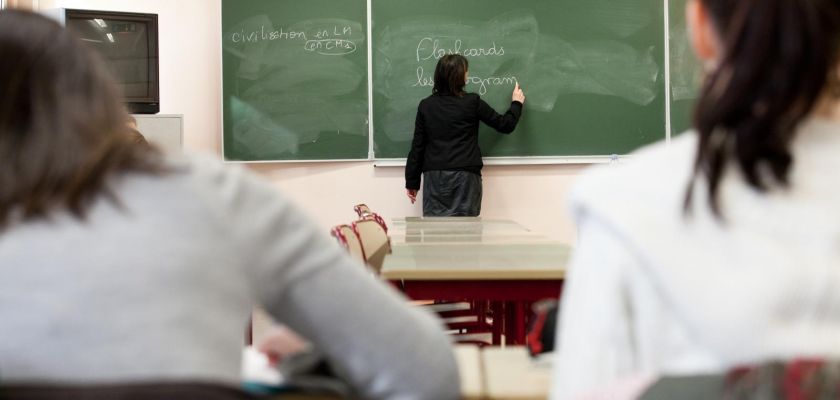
[128, 128, 150, 146]
[686, 0, 840, 217]
[0, 10, 163, 228]
[433, 54, 469, 95]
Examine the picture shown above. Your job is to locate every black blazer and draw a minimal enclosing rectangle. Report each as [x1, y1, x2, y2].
[405, 92, 522, 190]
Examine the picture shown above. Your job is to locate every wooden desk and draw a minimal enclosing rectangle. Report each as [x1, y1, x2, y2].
[251, 345, 550, 400]
[390, 233, 555, 245]
[454, 345, 551, 400]
[392, 217, 529, 227]
[382, 243, 568, 280]
[455, 345, 484, 400]
[384, 222, 569, 345]
[390, 217, 532, 237]
[483, 347, 551, 400]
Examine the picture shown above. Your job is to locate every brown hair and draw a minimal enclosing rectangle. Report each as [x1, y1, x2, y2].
[433, 54, 469, 96]
[0, 10, 164, 228]
[127, 128, 150, 146]
[686, 0, 840, 217]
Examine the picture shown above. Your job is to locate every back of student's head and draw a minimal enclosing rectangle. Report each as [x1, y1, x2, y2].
[433, 54, 469, 95]
[0, 10, 161, 228]
[688, 0, 840, 215]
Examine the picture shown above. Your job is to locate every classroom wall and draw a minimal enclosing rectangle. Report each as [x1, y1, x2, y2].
[36, 0, 586, 244]
[248, 162, 586, 244]
[38, 0, 221, 152]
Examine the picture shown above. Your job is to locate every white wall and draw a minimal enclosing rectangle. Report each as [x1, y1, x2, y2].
[249, 162, 586, 244]
[39, 0, 586, 244]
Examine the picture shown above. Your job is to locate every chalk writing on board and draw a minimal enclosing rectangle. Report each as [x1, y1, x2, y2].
[224, 15, 368, 158]
[389, 13, 658, 110]
[304, 39, 357, 55]
[412, 66, 516, 95]
[374, 9, 661, 142]
[231, 26, 308, 43]
[416, 38, 505, 61]
[228, 21, 361, 55]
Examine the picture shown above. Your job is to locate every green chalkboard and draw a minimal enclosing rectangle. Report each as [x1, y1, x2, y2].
[669, 0, 703, 136]
[222, 0, 369, 161]
[372, 0, 666, 159]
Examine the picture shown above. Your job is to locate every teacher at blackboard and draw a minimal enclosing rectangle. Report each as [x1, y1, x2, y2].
[405, 54, 525, 216]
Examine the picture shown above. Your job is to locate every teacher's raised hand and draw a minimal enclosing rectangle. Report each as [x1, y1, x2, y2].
[512, 82, 525, 104]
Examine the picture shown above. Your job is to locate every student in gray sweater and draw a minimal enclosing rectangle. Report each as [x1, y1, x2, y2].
[0, 10, 458, 400]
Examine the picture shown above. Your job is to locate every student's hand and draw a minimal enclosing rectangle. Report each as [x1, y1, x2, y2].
[407, 189, 418, 204]
[512, 82, 525, 104]
[256, 325, 309, 366]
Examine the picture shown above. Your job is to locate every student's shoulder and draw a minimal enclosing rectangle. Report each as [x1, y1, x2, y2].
[418, 94, 437, 108]
[571, 133, 698, 224]
[162, 152, 284, 203]
[463, 92, 481, 103]
[576, 132, 697, 192]
[161, 152, 237, 183]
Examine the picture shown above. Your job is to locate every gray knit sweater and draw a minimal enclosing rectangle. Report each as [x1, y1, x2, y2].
[0, 155, 459, 400]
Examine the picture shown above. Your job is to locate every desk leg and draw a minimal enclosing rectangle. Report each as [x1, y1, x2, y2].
[504, 302, 514, 345]
[491, 302, 504, 346]
[388, 279, 565, 346]
[503, 301, 529, 345]
[514, 301, 527, 345]
[475, 301, 488, 331]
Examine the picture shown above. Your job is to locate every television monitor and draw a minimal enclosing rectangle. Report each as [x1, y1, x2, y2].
[58, 9, 160, 114]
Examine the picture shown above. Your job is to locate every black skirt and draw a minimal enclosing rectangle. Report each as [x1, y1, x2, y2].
[422, 170, 483, 217]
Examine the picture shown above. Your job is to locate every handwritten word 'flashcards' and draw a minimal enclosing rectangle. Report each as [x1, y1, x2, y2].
[411, 37, 517, 94]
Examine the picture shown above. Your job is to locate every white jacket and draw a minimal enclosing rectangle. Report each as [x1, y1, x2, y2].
[552, 119, 840, 399]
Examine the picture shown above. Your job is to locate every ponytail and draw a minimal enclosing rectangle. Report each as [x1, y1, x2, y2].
[685, 0, 840, 217]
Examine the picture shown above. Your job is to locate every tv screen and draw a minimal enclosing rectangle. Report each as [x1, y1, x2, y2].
[64, 10, 159, 114]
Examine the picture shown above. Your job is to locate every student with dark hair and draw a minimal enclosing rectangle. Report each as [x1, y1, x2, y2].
[405, 54, 525, 216]
[0, 10, 458, 400]
[552, 0, 840, 397]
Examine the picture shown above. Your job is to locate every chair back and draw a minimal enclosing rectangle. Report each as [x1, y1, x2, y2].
[353, 203, 373, 218]
[640, 359, 837, 400]
[331, 224, 366, 264]
[365, 213, 388, 234]
[353, 215, 391, 273]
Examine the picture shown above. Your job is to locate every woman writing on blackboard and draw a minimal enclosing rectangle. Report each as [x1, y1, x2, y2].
[553, 0, 840, 398]
[405, 54, 525, 216]
[0, 11, 459, 400]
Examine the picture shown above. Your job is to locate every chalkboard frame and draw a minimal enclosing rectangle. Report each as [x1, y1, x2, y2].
[220, 0, 372, 163]
[220, 0, 690, 165]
